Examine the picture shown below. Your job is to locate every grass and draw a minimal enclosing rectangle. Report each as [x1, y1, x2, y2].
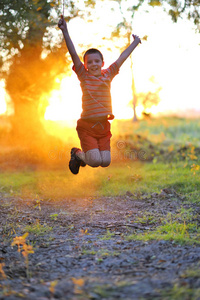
[162, 285, 200, 300]
[0, 160, 199, 200]
[0, 117, 200, 200]
[126, 221, 200, 245]
[0, 171, 38, 194]
[112, 117, 200, 146]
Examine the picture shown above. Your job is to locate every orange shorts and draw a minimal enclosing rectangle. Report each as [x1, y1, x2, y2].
[76, 118, 112, 153]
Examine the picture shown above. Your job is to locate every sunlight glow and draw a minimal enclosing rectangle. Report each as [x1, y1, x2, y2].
[43, 6, 200, 122]
[44, 69, 136, 121]
[1, 5, 200, 122]
[44, 75, 82, 123]
[0, 81, 7, 115]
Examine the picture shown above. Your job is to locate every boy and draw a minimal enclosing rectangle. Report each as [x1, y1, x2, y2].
[58, 17, 141, 175]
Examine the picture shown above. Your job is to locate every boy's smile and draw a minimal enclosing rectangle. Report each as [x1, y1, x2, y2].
[84, 53, 104, 77]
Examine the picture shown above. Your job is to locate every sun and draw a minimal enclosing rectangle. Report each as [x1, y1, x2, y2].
[44, 75, 82, 123]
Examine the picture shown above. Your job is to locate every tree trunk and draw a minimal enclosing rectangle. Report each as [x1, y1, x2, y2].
[133, 94, 138, 122]
[130, 57, 138, 122]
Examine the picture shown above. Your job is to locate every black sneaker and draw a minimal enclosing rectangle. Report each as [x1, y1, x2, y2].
[69, 148, 86, 175]
[73, 148, 86, 167]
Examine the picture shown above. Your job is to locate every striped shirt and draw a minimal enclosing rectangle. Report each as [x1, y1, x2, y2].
[73, 62, 119, 120]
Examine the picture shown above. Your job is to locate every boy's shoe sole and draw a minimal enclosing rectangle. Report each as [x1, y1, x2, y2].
[69, 148, 86, 175]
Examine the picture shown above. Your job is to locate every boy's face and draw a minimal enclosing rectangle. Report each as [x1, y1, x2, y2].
[84, 53, 104, 77]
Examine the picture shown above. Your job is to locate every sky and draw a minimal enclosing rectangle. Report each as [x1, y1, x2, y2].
[1, 2, 200, 120]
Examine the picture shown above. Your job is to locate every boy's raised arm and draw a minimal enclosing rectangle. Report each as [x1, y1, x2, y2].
[58, 17, 81, 69]
[115, 34, 141, 68]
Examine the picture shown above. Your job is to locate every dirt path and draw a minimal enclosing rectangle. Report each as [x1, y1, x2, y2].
[0, 190, 200, 299]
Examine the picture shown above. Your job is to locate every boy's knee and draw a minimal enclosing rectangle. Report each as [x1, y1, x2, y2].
[85, 149, 102, 167]
[88, 158, 102, 168]
[100, 151, 111, 168]
[101, 159, 111, 168]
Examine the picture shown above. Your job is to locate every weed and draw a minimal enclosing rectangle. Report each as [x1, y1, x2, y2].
[11, 233, 34, 278]
[191, 163, 200, 175]
[92, 284, 116, 298]
[100, 230, 115, 240]
[49, 280, 58, 295]
[71, 277, 85, 295]
[81, 246, 120, 259]
[81, 249, 97, 255]
[181, 267, 200, 279]
[24, 220, 52, 236]
[162, 284, 200, 300]
[0, 263, 6, 279]
[1, 222, 16, 237]
[34, 195, 43, 211]
[135, 212, 157, 225]
[50, 213, 58, 221]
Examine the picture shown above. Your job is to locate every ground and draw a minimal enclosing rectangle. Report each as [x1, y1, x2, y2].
[0, 189, 200, 300]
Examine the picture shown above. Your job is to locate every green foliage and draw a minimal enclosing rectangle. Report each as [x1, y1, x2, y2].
[100, 230, 115, 240]
[112, 0, 200, 32]
[148, 0, 162, 6]
[50, 213, 59, 221]
[182, 267, 200, 279]
[166, 1, 200, 30]
[0, 0, 53, 56]
[84, 0, 96, 8]
[24, 221, 53, 236]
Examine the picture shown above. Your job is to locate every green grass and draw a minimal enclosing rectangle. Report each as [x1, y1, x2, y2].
[0, 171, 38, 194]
[23, 222, 53, 236]
[112, 117, 200, 146]
[162, 282, 200, 300]
[126, 221, 200, 245]
[0, 160, 199, 201]
[0, 117, 199, 201]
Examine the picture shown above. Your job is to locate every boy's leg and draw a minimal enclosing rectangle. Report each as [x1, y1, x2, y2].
[69, 147, 86, 175]
[72, 118, 112, 172]
[77, 149, 111, 167]
[100, 150, 111, 167]
[77, 148, 102, 167]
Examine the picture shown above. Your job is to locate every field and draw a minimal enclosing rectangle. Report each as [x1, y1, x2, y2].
[0, 116, 200, 299]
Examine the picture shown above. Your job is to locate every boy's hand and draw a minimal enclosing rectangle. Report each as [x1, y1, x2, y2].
[132, 34, 141, 44]
[58, 16, 67, 31]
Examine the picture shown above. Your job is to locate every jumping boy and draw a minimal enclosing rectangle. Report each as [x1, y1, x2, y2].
[58, 17, 141, 175]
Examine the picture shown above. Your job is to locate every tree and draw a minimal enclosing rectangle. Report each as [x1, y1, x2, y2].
[137, 88, 161, 117]
[0, 0, 81, 147]
[111, 0, 146, 122]
[110, 0, 199, 121]
[153, 0, 200, 31]
[128, 0, 200, 32]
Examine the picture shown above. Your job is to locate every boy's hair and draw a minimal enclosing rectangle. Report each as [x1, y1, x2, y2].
[83, 48, 104, 62]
